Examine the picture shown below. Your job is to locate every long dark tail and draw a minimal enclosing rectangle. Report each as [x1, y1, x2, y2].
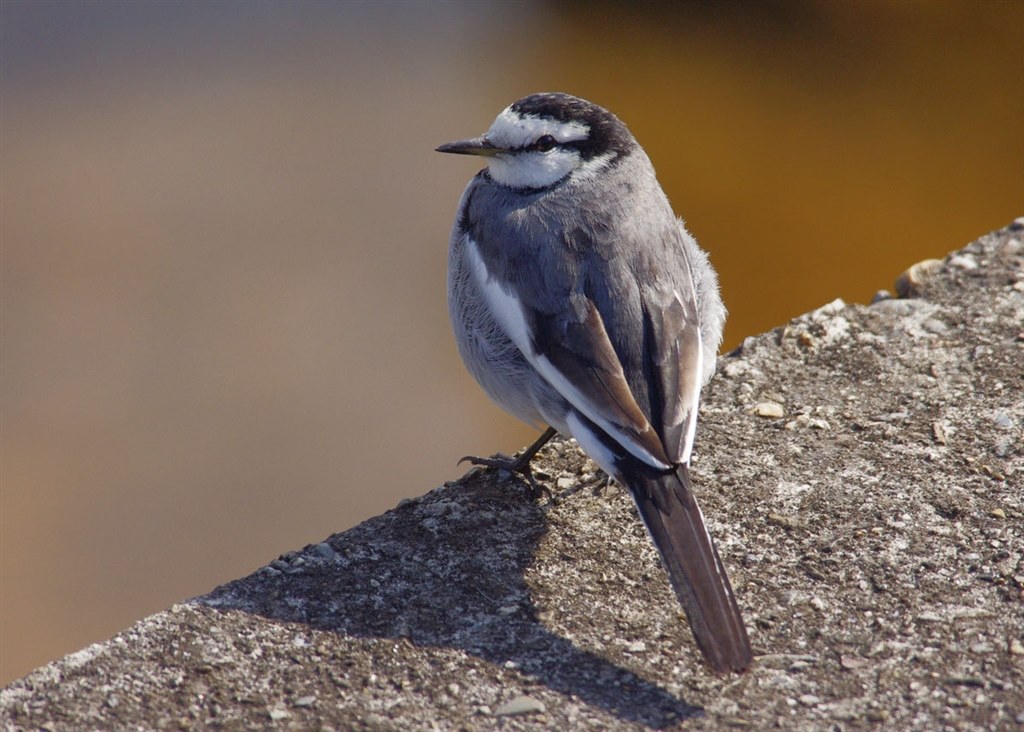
[627, 463, 752, 673]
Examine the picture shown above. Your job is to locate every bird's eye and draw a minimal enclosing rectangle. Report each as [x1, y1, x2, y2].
[533, 135, 557, 152]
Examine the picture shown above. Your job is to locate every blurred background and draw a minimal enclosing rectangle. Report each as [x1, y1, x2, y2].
[2, 1, 1022, 684]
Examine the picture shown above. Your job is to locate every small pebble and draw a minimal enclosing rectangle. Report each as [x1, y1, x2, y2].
[494, 695, 546, 716]
[947, 254, 978, 270]
[767, 512, 804, 530]
[895, 258, 944, 298]
[753, 402, 785, 418]
[785, 414, 831, 430]
[922, 318, 949, 334]
[991, 508, 1006, 519]
[722, 361, 747, 378]
[421, 501, 452, 517]
[626, 641, 647, 653]
[293, 695, 316, 708]
[1009, 639, 1024, 655]
[840, 654, 867, 670]
[993, 412, 1015, 430]
[1000, 237, 1022, 256]
[269, 708, 291, 721]
[798, 694, 821, 706]
[312, 542, 336, 560]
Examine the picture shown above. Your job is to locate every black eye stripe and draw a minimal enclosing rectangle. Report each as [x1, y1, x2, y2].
[512, 134, 576, 154]
[506, 93, 635, 160]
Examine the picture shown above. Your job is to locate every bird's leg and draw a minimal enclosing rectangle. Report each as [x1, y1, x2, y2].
[459, 426, 558, 499]
[589, 470, 615, 496]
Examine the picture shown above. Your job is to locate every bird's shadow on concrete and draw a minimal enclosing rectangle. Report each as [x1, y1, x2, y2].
[198, 472, 702, 728]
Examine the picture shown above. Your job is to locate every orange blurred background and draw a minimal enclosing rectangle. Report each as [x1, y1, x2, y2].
[2, 1, 1022, 684]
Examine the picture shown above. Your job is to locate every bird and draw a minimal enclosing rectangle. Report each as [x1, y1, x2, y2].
[436, 92, 751, 673]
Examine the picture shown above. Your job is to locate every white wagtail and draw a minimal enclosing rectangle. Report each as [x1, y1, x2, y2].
[437, 92, 751, 673]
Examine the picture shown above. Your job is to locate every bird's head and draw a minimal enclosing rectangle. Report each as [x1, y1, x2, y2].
[436, 92, 634, 191]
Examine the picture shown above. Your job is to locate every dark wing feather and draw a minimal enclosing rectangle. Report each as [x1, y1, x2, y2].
[641, 286, 703, 464]
[529, 298, 672, 468]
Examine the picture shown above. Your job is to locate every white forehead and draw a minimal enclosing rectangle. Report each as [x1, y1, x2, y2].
[486, 107, 590, 149]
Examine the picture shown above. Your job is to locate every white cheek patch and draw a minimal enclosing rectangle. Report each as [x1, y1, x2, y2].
[487, 149, 579, 189]
[487, 107, 589, 148]
[482, 108, 599, 190]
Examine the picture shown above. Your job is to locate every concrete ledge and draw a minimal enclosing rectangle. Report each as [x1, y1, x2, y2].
[3, 221, 1022, 731]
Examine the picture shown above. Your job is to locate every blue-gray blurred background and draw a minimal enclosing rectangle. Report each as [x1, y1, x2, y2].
[2, 1, 1022, 684]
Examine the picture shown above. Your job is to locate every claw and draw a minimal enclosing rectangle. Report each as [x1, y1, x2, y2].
[459, 454, 513, 469]
[458, 452, 551, 501]
[456, 427, 559, 501]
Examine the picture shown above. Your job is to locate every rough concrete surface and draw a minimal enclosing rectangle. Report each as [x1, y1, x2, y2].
[3, 221, 1022, 731]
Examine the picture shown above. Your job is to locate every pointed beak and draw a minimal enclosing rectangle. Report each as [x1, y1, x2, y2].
[435, 136, 503, 157]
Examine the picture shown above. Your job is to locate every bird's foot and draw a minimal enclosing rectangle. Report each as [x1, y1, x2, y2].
[458, 427, 558, 501]
[458, 452, 551, 501]
[589, 470, 615, 495]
